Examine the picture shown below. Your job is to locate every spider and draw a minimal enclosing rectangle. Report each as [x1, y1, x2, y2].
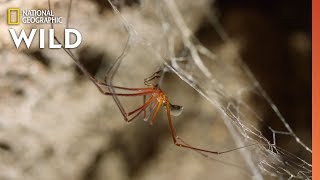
[48, 0, 251, 156]
[55, 39, 248, 155]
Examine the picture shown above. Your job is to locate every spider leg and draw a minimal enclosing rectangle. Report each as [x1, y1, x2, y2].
[48, 0, 168, 124]
[104, 36, 133, 121]
[128, 96, 156, 116]
[126, 98, 156, 122]
[149, 99, 163, 125]
[144, 70, 162, 86]
[143, 95, 147, 118]
[66, 0, 73, 29]
[48, 0, 156, 122]
[108, 95, 158, 123]
[55, 38, 154, 97]
[164, 102, 256, 155]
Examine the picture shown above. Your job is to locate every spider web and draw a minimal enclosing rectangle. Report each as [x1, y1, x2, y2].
[101, 0, 311, 179]
[0, 0, 311, 179]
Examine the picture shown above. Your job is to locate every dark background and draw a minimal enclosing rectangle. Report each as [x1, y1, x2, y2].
[212, 0, 311, 160]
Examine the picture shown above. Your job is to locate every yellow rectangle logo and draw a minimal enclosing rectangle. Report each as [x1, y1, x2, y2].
[7, 8, 20, 25]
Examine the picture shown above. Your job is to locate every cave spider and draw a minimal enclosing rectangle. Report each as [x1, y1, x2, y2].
[54, 38, 249, 155]
[48, 0, 252, 156]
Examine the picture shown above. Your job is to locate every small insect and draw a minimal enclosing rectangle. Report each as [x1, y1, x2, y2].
[48, 0, 251, 156]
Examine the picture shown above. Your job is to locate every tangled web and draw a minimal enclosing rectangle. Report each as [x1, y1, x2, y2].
[98, 0, 312, 179]
[39, 0, 311, 179]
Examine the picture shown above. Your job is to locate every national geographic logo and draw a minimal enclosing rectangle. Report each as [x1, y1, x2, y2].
[7, 8, 62, 25]
[7, 8, 82, 49]
[7, 8, 20, 25]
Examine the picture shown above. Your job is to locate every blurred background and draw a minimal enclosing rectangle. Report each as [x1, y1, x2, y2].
[215, 0, 311, 162]
[0, 0, 311, 179]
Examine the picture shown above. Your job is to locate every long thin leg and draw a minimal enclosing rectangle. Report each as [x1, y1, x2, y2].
[128, 96, 156, 116]
[55, 39, 154, 95]
[48, 0, 155, 123]
[144, 99, 159, 122]
[66, 0, 73, 29]
[149, 99, 163, 125]
[103, 36, 164, 123]
[126, 100, 157, 122]
[143, 95, 147, 118]
[54, 39, 155, 97]
[105, 36, 132, 120]
[98, 82, 154, 91]
[54, 33, 153, 122]
[165, 102, 256, 155]
[144, 70, 162, 86]
[127, 98, 161, 125]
